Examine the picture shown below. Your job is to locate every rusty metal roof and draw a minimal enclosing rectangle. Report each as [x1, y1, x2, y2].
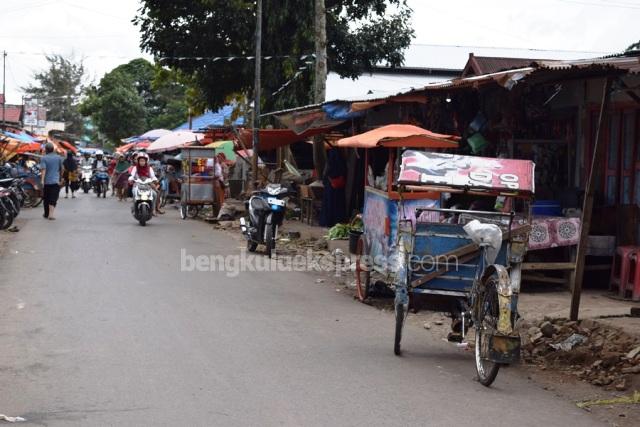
[462, 54, 557, 77]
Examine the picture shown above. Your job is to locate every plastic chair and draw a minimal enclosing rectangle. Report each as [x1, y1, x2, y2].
[626, 252, 640, 301]
[609, 246, 640, 297]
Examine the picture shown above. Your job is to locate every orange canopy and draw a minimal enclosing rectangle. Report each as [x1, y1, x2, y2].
[335, 124, 460, 149]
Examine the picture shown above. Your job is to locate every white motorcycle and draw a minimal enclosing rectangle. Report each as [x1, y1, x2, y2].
[80, 165, 93, 193]
[131, 178, 155, 226]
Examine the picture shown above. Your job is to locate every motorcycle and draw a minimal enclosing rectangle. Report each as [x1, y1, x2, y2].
[131, 177, 155, 226]
[0, 184, 19, 230]
[240, 183, 289, 258]
[12, 164, 42, 208]
[80, 165, 93, 193]
[93, 167, 109, 198]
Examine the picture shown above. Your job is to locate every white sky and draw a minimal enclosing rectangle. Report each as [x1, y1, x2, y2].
[1, 0, 639, 104]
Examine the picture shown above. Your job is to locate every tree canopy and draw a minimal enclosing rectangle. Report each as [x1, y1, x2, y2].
[135, 0, 414, 117]
[22, 54, 86, 134]
[80, 58, 191, 143]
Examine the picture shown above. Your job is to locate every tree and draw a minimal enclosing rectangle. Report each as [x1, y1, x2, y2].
[627, 41, 640, 51]
[135, 1, 414, 116]
[81, 59, 193, 142]
[22, 54, 86, 134]
[80, 70, 147, 142]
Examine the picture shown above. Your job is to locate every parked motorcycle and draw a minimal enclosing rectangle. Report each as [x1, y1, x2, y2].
[131, 177, 155, 226]
[11, 164, 42, 208]
[80, 165, 93, 193]
[0, 182, 20, 230]
[93, 167, 109, 198]
[240, 183, 289, 258]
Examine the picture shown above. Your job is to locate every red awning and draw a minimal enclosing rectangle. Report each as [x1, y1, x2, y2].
[335, 124, 460, 149]
[238, 127, 330, 151]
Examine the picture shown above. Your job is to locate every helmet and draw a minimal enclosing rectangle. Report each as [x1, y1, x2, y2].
[137, 152, 149, 160]
[95, 150, 104, 156]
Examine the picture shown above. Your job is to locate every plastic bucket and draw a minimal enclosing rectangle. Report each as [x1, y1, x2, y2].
[349, 230, 363, 254]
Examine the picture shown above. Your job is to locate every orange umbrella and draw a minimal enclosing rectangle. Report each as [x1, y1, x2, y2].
[335, 124, 460, 149]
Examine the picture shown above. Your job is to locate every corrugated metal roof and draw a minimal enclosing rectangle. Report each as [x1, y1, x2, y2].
[534, 55, 640, 74]
[1, 105, 23, 124]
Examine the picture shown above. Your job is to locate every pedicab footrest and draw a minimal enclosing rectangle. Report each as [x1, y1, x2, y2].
[487, 334, 521, 364]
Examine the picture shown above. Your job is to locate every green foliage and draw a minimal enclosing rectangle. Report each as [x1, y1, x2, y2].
[135, 0, 414, 117]
[80, 70, 147, 142]
[627, 41, 640, 51]
[81, 58, 193, 143]
[22, 54, 86, 134]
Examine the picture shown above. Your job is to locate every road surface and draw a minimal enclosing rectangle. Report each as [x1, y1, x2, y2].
[0, 194, 602, 426]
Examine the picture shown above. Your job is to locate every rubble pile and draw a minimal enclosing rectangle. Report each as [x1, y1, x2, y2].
[521, 318, 640, 391]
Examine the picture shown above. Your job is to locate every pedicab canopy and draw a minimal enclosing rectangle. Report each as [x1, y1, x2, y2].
[398, 150, 535, 197]
[335, 124, 460, 149]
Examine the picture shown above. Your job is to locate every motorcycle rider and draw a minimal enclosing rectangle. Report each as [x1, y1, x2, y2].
[79, 152, 92, 167]
[92, 150, 109, 170]
[128, 152, 164, 215]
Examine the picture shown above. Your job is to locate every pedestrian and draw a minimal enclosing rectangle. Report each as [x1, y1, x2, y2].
[40, 142, 64, 220]
[62, 151, 78, 198]
[108, 155, 117, 196]
[213, 154, 225, 209]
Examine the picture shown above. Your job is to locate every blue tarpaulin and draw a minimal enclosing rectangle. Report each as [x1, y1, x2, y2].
[1, 130, 36, 142]
[321, 102, 365, 121]
[174, 105, 244, 131]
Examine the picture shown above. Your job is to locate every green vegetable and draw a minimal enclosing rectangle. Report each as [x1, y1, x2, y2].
[326, 223, 350, 240]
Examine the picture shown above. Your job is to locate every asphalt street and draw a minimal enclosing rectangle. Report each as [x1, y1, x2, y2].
[0, 193, 603, 426]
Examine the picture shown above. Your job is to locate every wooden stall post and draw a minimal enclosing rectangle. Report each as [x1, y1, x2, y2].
[570, 77, 613, 321]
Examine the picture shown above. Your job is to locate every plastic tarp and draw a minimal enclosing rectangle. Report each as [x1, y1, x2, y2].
[335, 124, 460, 149]
[322, 102, 365, 120]
[147, 131, 203, 153]
[174, 105, 244, 131]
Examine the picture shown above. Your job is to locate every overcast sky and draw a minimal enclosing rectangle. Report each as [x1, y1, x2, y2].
[1, 0, 638, 104]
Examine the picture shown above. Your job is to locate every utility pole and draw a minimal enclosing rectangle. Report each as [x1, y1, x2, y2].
[251, 0, 263, 187]
[313, 0, 327, 178]
[2, 51, 6, 125]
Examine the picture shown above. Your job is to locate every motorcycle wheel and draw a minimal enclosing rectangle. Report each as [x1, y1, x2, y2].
[247, 239, 258, 252]
[9, 194, 20, 216]
[83, 183, 89, 194]
[138, 204, 149, 226]
[0, 205, 8, 229]
[179, 203, 187, 220]
[265, 224, 274, 258]
[0, 202, 14, 230]
[474, 275, 501, 387]
[394, 303, 407, 356]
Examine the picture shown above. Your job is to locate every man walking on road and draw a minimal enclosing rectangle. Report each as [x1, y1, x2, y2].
[40, 143, 63, 220]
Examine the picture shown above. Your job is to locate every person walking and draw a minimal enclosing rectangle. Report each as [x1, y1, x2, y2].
[62, 151, 78, 198]
[40, 143, 64, 220]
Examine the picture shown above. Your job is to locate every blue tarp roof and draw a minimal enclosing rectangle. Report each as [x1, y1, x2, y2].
[173, 105, 244, 131]
[1, 130, 36, 142]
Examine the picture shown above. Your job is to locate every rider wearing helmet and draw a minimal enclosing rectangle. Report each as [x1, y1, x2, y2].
[92, 150, 108, 170]
[129, 153, 163, 215]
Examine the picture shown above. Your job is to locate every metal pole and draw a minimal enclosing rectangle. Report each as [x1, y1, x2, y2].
[251, 0, 262, 187]
[2, 51, 6, 125]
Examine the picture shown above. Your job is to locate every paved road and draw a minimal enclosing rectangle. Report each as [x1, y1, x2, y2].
[0, 194, 602, 426]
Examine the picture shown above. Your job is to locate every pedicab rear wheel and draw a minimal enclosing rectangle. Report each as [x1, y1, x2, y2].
[355, 237, 371, 302]
[475, 275, 501, 387]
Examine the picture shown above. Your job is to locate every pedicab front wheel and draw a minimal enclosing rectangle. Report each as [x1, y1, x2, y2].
[474, 274, 501, 387]
[355, 237, 371, 302]
[394, 302, 406, 356]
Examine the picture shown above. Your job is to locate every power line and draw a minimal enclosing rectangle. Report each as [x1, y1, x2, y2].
[411, 42, 612, 55]
[554, 0, 640, 9]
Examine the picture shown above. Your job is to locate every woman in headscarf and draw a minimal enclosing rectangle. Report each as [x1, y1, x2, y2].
[113, 153, 131, 201]
[128, 152, 164, 215]
[62, 151, 78, 198]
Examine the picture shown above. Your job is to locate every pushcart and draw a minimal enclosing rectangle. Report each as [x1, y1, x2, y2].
[179, 147, 221, 219]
